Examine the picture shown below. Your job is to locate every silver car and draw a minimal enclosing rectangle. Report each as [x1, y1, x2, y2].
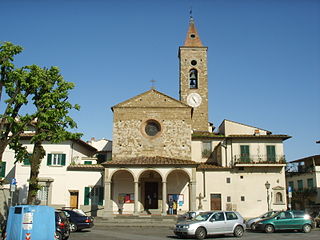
[245, 211, 279, 230]
[174, 211, 245, 240]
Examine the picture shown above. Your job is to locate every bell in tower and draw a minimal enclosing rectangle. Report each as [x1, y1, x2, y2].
[189, 69, 198, 89]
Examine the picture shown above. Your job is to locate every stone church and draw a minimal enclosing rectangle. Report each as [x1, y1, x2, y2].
[101, 17, 290, 218]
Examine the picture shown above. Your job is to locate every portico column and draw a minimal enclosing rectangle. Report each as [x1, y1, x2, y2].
[134, 181, 139, 215]
[103, 180, 113, 218]
[189, 181, 197, 211]
[162, 181, 167, 215]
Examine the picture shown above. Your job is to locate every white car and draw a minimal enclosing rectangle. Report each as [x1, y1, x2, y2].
[174, 211, 245, 239]
[245, 211, 279, 230]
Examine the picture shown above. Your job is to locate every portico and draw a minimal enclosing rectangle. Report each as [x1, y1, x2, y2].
[102, 156, 197, 216]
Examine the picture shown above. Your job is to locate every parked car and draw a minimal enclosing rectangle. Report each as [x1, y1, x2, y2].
[174, 211, 245, 240]
[254, 210, 313, 233]
[60, 209, 94, 232]
[55, 210, 71, 240]
[246, 210, 279, 230]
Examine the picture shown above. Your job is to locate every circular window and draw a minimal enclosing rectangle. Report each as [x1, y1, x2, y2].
[191, 60, 197, 66]
[145, 120, 161, 137]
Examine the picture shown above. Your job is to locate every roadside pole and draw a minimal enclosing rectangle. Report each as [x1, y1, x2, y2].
[288, 186, 292, 210]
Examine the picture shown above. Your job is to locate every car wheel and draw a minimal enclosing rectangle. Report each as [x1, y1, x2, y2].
[250, 223, 256, 230]
[55, 231, 62, 240]
[195, 227, 207, 240]
[264, 224, 274, 233]
[233, 225, 244, 237]
[69, 222, 77, 232]
[302, 224, 312, 233]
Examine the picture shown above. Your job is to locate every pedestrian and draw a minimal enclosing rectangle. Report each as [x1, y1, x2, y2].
[168, 198, 174, 215]
[173, 200, 177, 215]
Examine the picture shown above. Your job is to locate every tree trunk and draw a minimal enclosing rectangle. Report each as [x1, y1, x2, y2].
[27, 141, 45, 205]
[0, 140, 8, 163]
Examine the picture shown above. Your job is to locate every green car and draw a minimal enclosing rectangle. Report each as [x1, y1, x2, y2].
[254, 210, 313, 233]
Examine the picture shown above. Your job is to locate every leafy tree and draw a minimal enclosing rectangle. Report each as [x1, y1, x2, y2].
[26, 65, 81, 204]
[0, 42, 35, 164]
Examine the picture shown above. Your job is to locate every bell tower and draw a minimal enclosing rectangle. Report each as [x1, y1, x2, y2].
[179, 16, 209, 132]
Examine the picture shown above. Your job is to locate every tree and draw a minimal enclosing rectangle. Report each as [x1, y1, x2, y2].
[0, 42, 36, 164]
[26, 65, 81, 204]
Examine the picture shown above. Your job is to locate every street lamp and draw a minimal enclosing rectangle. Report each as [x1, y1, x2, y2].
[265, 181, 271, 211]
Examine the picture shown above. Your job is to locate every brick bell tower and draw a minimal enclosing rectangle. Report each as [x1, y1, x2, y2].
[179, 16, 209, 132]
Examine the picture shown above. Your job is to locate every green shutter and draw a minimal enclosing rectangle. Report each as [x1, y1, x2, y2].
[307, 178, 314, 189]
[23, 158, 31, 165]
[0, 162, 6, 178]
[267, 146, 276, 162]
[47, 154, 52, 166]
[84, 187, 90, 205]
[84, 161, 92, 165]
[240, 145, 250, 162]
[98, 187, 104, 205]
[61, 154, 66, 166]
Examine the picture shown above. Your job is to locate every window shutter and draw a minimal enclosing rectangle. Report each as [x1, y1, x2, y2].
[61, 154, 66, 166]
[267, 146, 276, 162]
[98, 187, 104, 205]
[47, 154, 52, 166]
[0, 162, 6, 178]
[23, 157, 31, 165]
[84, 187, 90, 205]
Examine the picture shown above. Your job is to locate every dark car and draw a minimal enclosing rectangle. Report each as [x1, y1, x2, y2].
[60, 209, 94, 232]
[55, 210, 70, 240]
[254, 210, 313, 233]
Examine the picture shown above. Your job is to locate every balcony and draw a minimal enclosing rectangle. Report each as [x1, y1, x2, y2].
[232, 154, 286, 167]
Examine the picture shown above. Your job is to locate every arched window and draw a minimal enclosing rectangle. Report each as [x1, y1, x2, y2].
[189, 69, 198, 89]
[276, 192, 283, 203]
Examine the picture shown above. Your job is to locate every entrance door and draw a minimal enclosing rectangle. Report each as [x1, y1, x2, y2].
[210, 194, 221, 210]
[70, 191, 79, 209]
[145, 182, 158, 209]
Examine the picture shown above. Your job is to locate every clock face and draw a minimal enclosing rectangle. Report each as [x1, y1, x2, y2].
[187, 93, 202, 107]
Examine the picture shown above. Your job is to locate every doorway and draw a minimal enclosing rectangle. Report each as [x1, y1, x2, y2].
[145, 182, 158, 209]
[69, 191, 79, 209]
[210, 193, 221, 210]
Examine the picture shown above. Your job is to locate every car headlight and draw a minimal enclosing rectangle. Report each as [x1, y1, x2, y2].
[182, 225, 190, 229]
[304, 215, 310, 220]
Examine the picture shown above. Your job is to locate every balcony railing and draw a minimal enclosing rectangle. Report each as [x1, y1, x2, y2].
[232, 154, 286, 165]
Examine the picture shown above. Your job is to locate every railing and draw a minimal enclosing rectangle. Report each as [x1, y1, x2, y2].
[232, 154, 286, 165]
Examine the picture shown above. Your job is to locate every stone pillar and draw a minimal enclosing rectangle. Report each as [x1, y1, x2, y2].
[134, 181, 139, 215]
[102, 180, 113, 218]
[189, 181, 197, 211]
[162, 181, 167, 215]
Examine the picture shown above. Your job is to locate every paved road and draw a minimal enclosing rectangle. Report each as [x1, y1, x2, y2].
[70, 226, 320, 240]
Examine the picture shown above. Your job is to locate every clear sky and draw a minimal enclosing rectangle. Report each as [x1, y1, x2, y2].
[1, 0, 319, 161]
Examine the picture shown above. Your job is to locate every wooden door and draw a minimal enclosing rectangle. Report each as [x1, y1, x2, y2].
[210, 193, 221, 210]
[145, 182, 158, 209]
[70, 191, 79, 209]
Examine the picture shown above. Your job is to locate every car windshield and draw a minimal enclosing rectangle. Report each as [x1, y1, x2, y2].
[194, 212, 212, 221]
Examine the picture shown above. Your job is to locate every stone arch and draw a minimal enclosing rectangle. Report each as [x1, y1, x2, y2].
[111, 169, 135, 214]
[108, 168, 136, 182]
[166, 169, 191, 213]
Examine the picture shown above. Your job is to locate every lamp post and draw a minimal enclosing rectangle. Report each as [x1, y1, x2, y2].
[265, 181, 270, 211]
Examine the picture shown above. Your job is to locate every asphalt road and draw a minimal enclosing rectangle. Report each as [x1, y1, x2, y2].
[70, 226, 320, 240]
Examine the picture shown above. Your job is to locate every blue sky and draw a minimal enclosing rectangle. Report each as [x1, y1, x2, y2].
[1, 0, 319, 161]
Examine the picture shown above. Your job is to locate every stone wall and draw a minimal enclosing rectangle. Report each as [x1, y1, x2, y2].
[112, 107, 192, 160]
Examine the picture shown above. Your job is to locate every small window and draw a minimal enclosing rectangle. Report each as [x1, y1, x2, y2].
[226, 178, 231, 183]
[145, 120, 161, 137]
[275, 192, 283, 203]
[240, 176, 244, 179]
[84, 161, 92, 165]
[297, 180, 303, 191]
[47, 154, 66, 166]
[191, 60, 197, 66]
[202, 141, 212, 158]
[241, 196, 245, 201]
[211, 212, 225, 222]
[288, 181, 294, 191]
[307, 178, 314, 189]
[226, 212, 238, 220]
[227, 196, 231, 202]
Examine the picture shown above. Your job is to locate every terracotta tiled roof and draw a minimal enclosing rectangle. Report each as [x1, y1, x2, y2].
[102, 156, 198, 166]
[197, 163, 230, 170]
[192, 132, 291, 140]
[67, 164, 104, 171]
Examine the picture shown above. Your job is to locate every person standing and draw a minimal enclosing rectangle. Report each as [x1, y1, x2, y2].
[168, 198, 174, 215]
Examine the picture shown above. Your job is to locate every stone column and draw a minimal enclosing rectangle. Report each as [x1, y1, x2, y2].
[189, 181, 197, 211]
[103, 168, 113, 218]
[162, 181, 167, 215]
[134, 181, 139, 215]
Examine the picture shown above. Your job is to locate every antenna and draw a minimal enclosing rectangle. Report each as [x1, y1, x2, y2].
[150, 79, 156, 89]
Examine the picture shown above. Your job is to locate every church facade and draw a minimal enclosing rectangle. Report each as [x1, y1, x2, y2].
[101, 17, 291, 218]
